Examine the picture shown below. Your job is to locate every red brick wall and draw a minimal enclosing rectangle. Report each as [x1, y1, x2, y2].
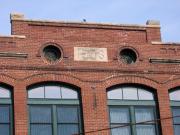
[0, 17, 179, 135]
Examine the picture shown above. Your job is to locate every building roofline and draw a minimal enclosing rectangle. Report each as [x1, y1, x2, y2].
[10, 13, 160, 30]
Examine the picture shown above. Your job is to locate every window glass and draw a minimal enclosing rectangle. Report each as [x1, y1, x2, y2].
[28, 85, 78, 99]
[0, 87, 10, 98]
[0, 87, 11, 135]
[123, 87, 138, 100]
[0, 125, 10, 135]
[174, 125, 180, 135]
[107, 88, 122, 99]
[43, 45, 62, 63]
[31, 125, 52, 135]
[45, 86, 61, 99]
[30, 106, 52, 123]
[0, 106, 10, 123]
[138, 89, 154, 100]
[170, 89, 180, 135]
[57, 106, 78, 123]
[110, 108, 130, 123]
[111, 125, 131, 135]
[61, 87, 78, 99]
[28, 84, 81, 135]
[108, 86, 157, 135]
[172, 108, 180, 124]
[28, 87, 44, 98]
[136, 125, 156, 135]
[170, 90, 180, 101]
[58, 124, 79, 135]
[108, 87, 154, 101]
[135, 108, 154, 123]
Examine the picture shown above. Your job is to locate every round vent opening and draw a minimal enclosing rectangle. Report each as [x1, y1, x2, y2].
[43, 45, 62, 63]
[120, 49, 137, 64]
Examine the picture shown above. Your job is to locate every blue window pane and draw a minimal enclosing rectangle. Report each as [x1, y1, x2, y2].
[135, 108, 154, 123]
[0, 124, 9, 135]
[174, 125, 180, 135]
[136, 125, 156, 135]
[0, 106, 9, 123]
[30, 106, 52, 123]
[57, 106, 78, 123]
[31, 124, 52, 135]
[173, 108, 180, 124]
[58, 124, 79, 135]
[110, 108, 130, 123]
[111, 125, 131, 135]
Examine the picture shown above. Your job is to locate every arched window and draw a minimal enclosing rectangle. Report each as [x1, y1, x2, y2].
[0, 86, 12, 135]
[27, 83, 82, 135]
[169, 87, 180, 135]
[107, 85, 160, 135]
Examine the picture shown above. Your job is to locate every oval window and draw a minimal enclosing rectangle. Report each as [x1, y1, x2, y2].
[120, 49, 137, 64]
[43, 45, 62, 63]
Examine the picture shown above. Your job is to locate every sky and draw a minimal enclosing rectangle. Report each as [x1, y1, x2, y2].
[0, 0, 180, 42]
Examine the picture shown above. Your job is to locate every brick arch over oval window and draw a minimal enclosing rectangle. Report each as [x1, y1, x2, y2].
[27, 82, 83, 135]
[0, 83, 13, 135]
[107, 84, 161, 135]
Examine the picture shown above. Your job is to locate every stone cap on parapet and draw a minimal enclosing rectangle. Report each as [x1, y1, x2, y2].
[0, 35, 26, 39]
[10, 13, 160, 31]
[151, 41, 180, 46]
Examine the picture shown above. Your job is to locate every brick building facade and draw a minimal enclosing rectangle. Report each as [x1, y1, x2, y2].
[0, 13, 180, 135]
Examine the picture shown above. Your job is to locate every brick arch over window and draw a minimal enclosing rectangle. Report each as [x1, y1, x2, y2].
[102, 75, 159, 91]
[0, 74, 16, 87]
[0, 82, 13, 92]
[23, 73, 84, 89]
[165, 78, 180, 90]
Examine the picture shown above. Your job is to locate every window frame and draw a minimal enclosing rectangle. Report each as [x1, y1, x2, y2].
[107, 86, 154, 101]
[0, 87, 13, 135]
[169, 87, 180, 135]
[29, 105, 53, 135]
[169, 89, 180, 101]
[27, 83, 82, 135]
[107, 86, 159, 135]
[28, 84, 78, 100]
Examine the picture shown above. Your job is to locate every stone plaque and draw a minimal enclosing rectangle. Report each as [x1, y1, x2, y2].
[74, 47, 108, 62]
